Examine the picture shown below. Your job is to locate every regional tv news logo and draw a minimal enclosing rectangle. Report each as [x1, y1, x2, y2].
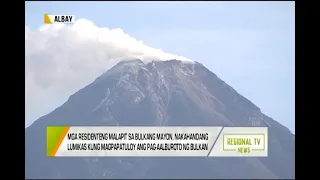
[44, 14, 75, 24]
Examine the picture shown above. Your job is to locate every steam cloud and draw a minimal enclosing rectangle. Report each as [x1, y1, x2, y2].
[25, 19, 193, 124]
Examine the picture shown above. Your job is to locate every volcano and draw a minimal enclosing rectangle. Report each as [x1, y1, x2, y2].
[25, 59, 295, 179]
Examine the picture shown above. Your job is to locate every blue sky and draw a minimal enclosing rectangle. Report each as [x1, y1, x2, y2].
[25, 1, 295, 133]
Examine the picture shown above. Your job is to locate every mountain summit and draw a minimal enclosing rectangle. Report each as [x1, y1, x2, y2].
[25, 59, 295, 179]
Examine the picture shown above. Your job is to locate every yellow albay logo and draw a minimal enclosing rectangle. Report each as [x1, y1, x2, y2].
[44, 14, 52, 24]
[44, 14, 75, 24]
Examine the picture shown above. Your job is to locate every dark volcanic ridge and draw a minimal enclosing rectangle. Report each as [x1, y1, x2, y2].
[26, 59, 295, 179]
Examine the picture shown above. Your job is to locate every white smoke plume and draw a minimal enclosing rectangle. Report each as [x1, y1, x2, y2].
[25, 19, 193, 125]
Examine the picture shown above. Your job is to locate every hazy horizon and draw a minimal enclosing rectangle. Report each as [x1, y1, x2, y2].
[25, 1, 295, 133]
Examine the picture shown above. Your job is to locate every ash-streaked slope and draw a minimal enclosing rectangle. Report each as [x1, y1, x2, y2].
[25, 59, 294, 179]
[25, 19, 194, 126]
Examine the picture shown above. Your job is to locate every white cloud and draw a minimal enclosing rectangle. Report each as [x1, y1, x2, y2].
[25, 19, 192, 125]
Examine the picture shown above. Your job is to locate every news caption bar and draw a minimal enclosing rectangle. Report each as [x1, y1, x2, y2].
[47, 126, 268, 157]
